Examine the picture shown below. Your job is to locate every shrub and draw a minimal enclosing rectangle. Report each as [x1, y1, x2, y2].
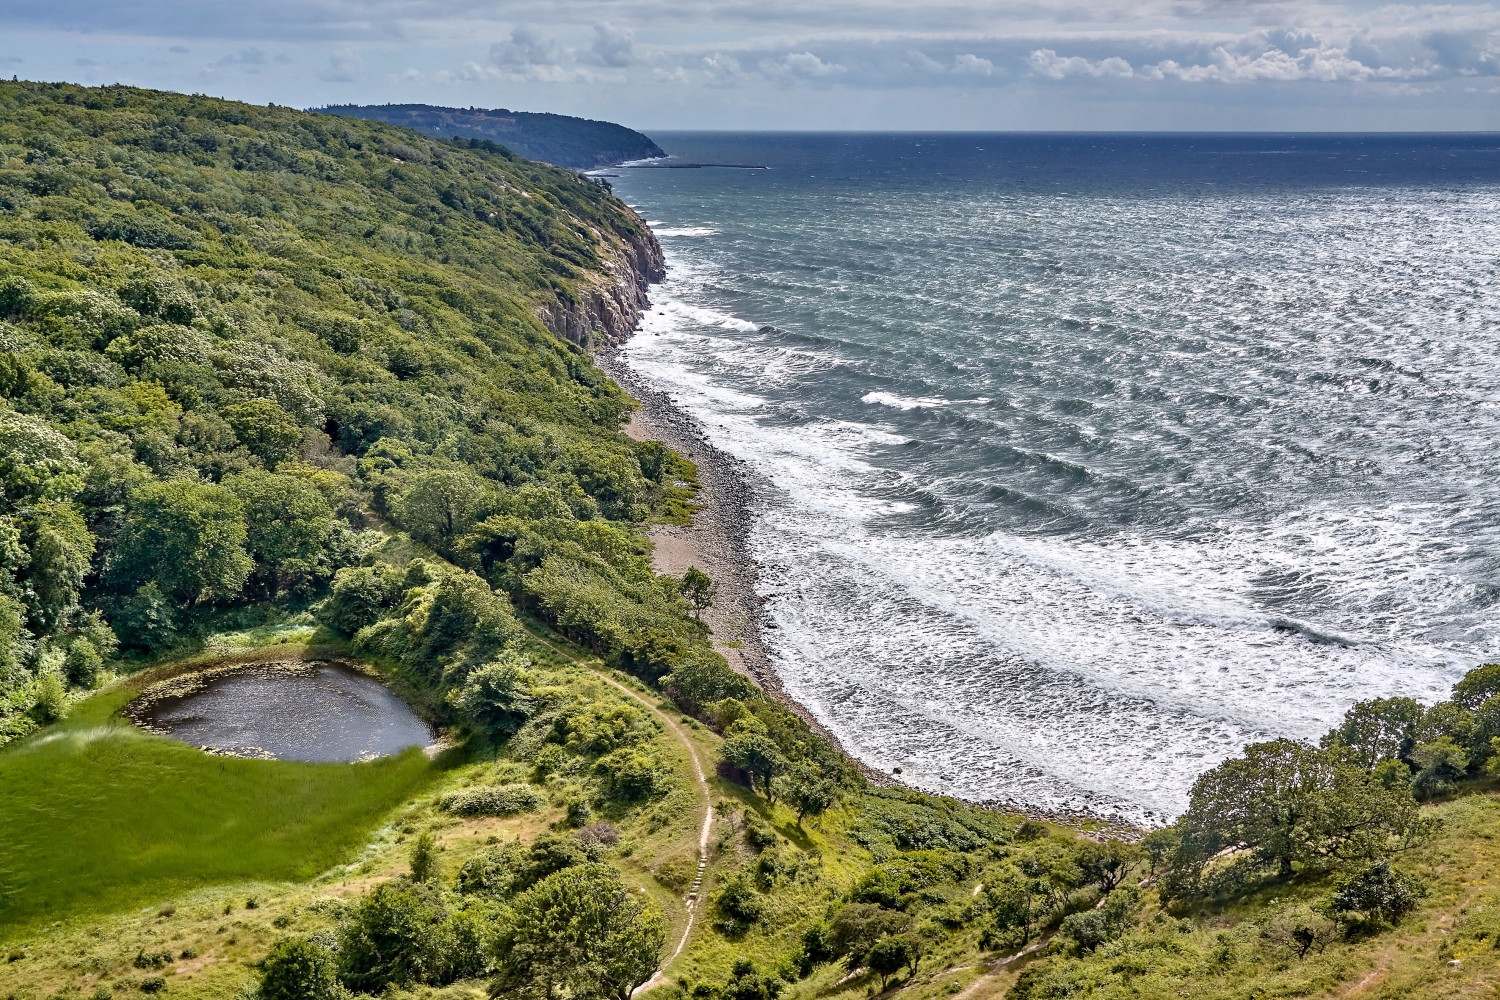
[564, 798, 592, 828]
[259, 937, 339, 1000]
[743, 815, 777, 852]
[866, 935, 918, 988]
[828, 903, 909, 965]
[336, 881, 446, 991]
[594, 748, 667, 802]
[63, 637, 104, 687]
[1320, 861, 1426, 935]
[410, 831, 438, 883]
[721, 959, 783, 1000]
[439, 783, 542, 817]
[493, 863, 665, 1000]
[358, 567, 523, 682]
[802, 922, 837, 965]
[1060, 889, 1138, 954]
[138, 976, 166, 994]
[455, 834, 596, 900]
[576, 821, 619, 847]
[446, 652, 538, 736]
[662, 654, 757, 715]
[1453, 662, 1500, 711]
[110, 583, 177, 652]
[1410, 737, 1467, 799]
[32, 673, 66, 723]
[712, 869, 766, 934]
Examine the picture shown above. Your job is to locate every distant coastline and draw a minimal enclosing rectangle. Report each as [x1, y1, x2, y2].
[315, 103, 666, 170]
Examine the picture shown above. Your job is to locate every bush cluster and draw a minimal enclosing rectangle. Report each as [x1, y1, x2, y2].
[439, 783, 542, 818]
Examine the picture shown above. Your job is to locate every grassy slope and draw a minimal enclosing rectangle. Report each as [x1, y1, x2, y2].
[0, 627, 708, 996]
[969, 794, 1500, 1000]
[0, 623, 1004, 1000]
[27, 630, 1500, 1000]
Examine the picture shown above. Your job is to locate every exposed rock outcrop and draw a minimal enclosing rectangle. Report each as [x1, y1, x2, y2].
[539, 226, 665, 348]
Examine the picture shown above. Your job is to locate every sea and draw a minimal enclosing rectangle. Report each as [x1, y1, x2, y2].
[602, 133, 1500, 825]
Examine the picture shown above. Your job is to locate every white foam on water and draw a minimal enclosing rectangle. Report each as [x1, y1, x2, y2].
[861, 391, 951, 410]
[641, 298, 760, 335]
[615, 182, 1500, 824]
[654, 226, 718, 237]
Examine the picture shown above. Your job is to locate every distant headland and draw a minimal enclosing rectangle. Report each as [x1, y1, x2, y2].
[314, 103, 666, 170]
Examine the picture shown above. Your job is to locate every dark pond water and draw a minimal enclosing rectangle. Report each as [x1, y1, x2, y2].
[136, 662, 434, 762]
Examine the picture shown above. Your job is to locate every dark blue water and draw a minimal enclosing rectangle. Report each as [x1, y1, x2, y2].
[607, 134, 1500, 822]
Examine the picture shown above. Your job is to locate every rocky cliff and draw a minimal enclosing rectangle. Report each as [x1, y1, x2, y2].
[539, 226, 666, 347]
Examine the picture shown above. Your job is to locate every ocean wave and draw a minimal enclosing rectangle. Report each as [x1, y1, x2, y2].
[861, 391, 950, 410]
[653, 226, 717, 237]
[609, 158, 1500, 820]
[620, 295, 1477, 818]
[641, 296, 759, 334]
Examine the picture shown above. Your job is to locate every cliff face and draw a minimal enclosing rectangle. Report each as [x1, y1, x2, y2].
[539, 226, 666, 347]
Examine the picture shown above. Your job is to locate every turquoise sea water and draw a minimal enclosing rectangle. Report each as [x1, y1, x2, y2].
[605, 134, 1500, 822]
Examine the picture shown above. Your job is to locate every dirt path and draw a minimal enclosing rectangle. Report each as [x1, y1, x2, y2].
[531, 633, 714, 994]
[590, 670, 714, 992]
[948, 939, 1048, 1000]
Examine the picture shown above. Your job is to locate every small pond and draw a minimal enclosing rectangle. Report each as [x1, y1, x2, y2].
[131, 661, 435, 762]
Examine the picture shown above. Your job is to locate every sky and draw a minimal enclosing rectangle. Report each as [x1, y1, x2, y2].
[1, 1, 1497, 131]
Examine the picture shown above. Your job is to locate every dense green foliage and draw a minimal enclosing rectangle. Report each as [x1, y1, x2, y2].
[1000, 661, 1500, 998]
[317, 105, 666, 170]
[0, 79, 690, 742]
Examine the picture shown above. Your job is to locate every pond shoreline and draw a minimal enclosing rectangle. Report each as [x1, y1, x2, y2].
[122, 653, 442, 763]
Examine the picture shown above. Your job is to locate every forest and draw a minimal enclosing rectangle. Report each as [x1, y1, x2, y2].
[317, 105, 665, 170]
[2, 80, 1500, 1000]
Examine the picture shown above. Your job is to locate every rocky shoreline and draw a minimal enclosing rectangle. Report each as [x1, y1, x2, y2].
[582, 216, 1149, 839]
[597, 352, 898, 789]
[600, 347, 1151, 840]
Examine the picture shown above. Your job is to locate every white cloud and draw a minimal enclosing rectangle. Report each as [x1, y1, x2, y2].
[482, 25, 602, 82]
[1027, 28, 1500, 86]
[699, 52, 746, 88]
[3, 0, 1499, 127]
[905, 49, 946, 73]
[762, 51, 846, 84]
[489, 26, 560, 69]
[1028, 49, 1134, 79]
[952, 53, 996, 76]
[589, 23, 634, 67]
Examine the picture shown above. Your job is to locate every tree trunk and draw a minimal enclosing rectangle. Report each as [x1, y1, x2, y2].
[1279, 855, 1293, 878]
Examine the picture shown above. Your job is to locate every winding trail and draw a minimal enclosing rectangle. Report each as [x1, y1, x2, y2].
[531, 633, 714, 994]
[947, 939, 1049, 1000]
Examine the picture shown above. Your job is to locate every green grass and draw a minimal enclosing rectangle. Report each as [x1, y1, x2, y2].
[0, 680, 434, 938]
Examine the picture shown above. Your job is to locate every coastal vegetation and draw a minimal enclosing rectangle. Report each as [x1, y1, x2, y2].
[317, 105, 666, 170]
[2, 79, 1500, 1000]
